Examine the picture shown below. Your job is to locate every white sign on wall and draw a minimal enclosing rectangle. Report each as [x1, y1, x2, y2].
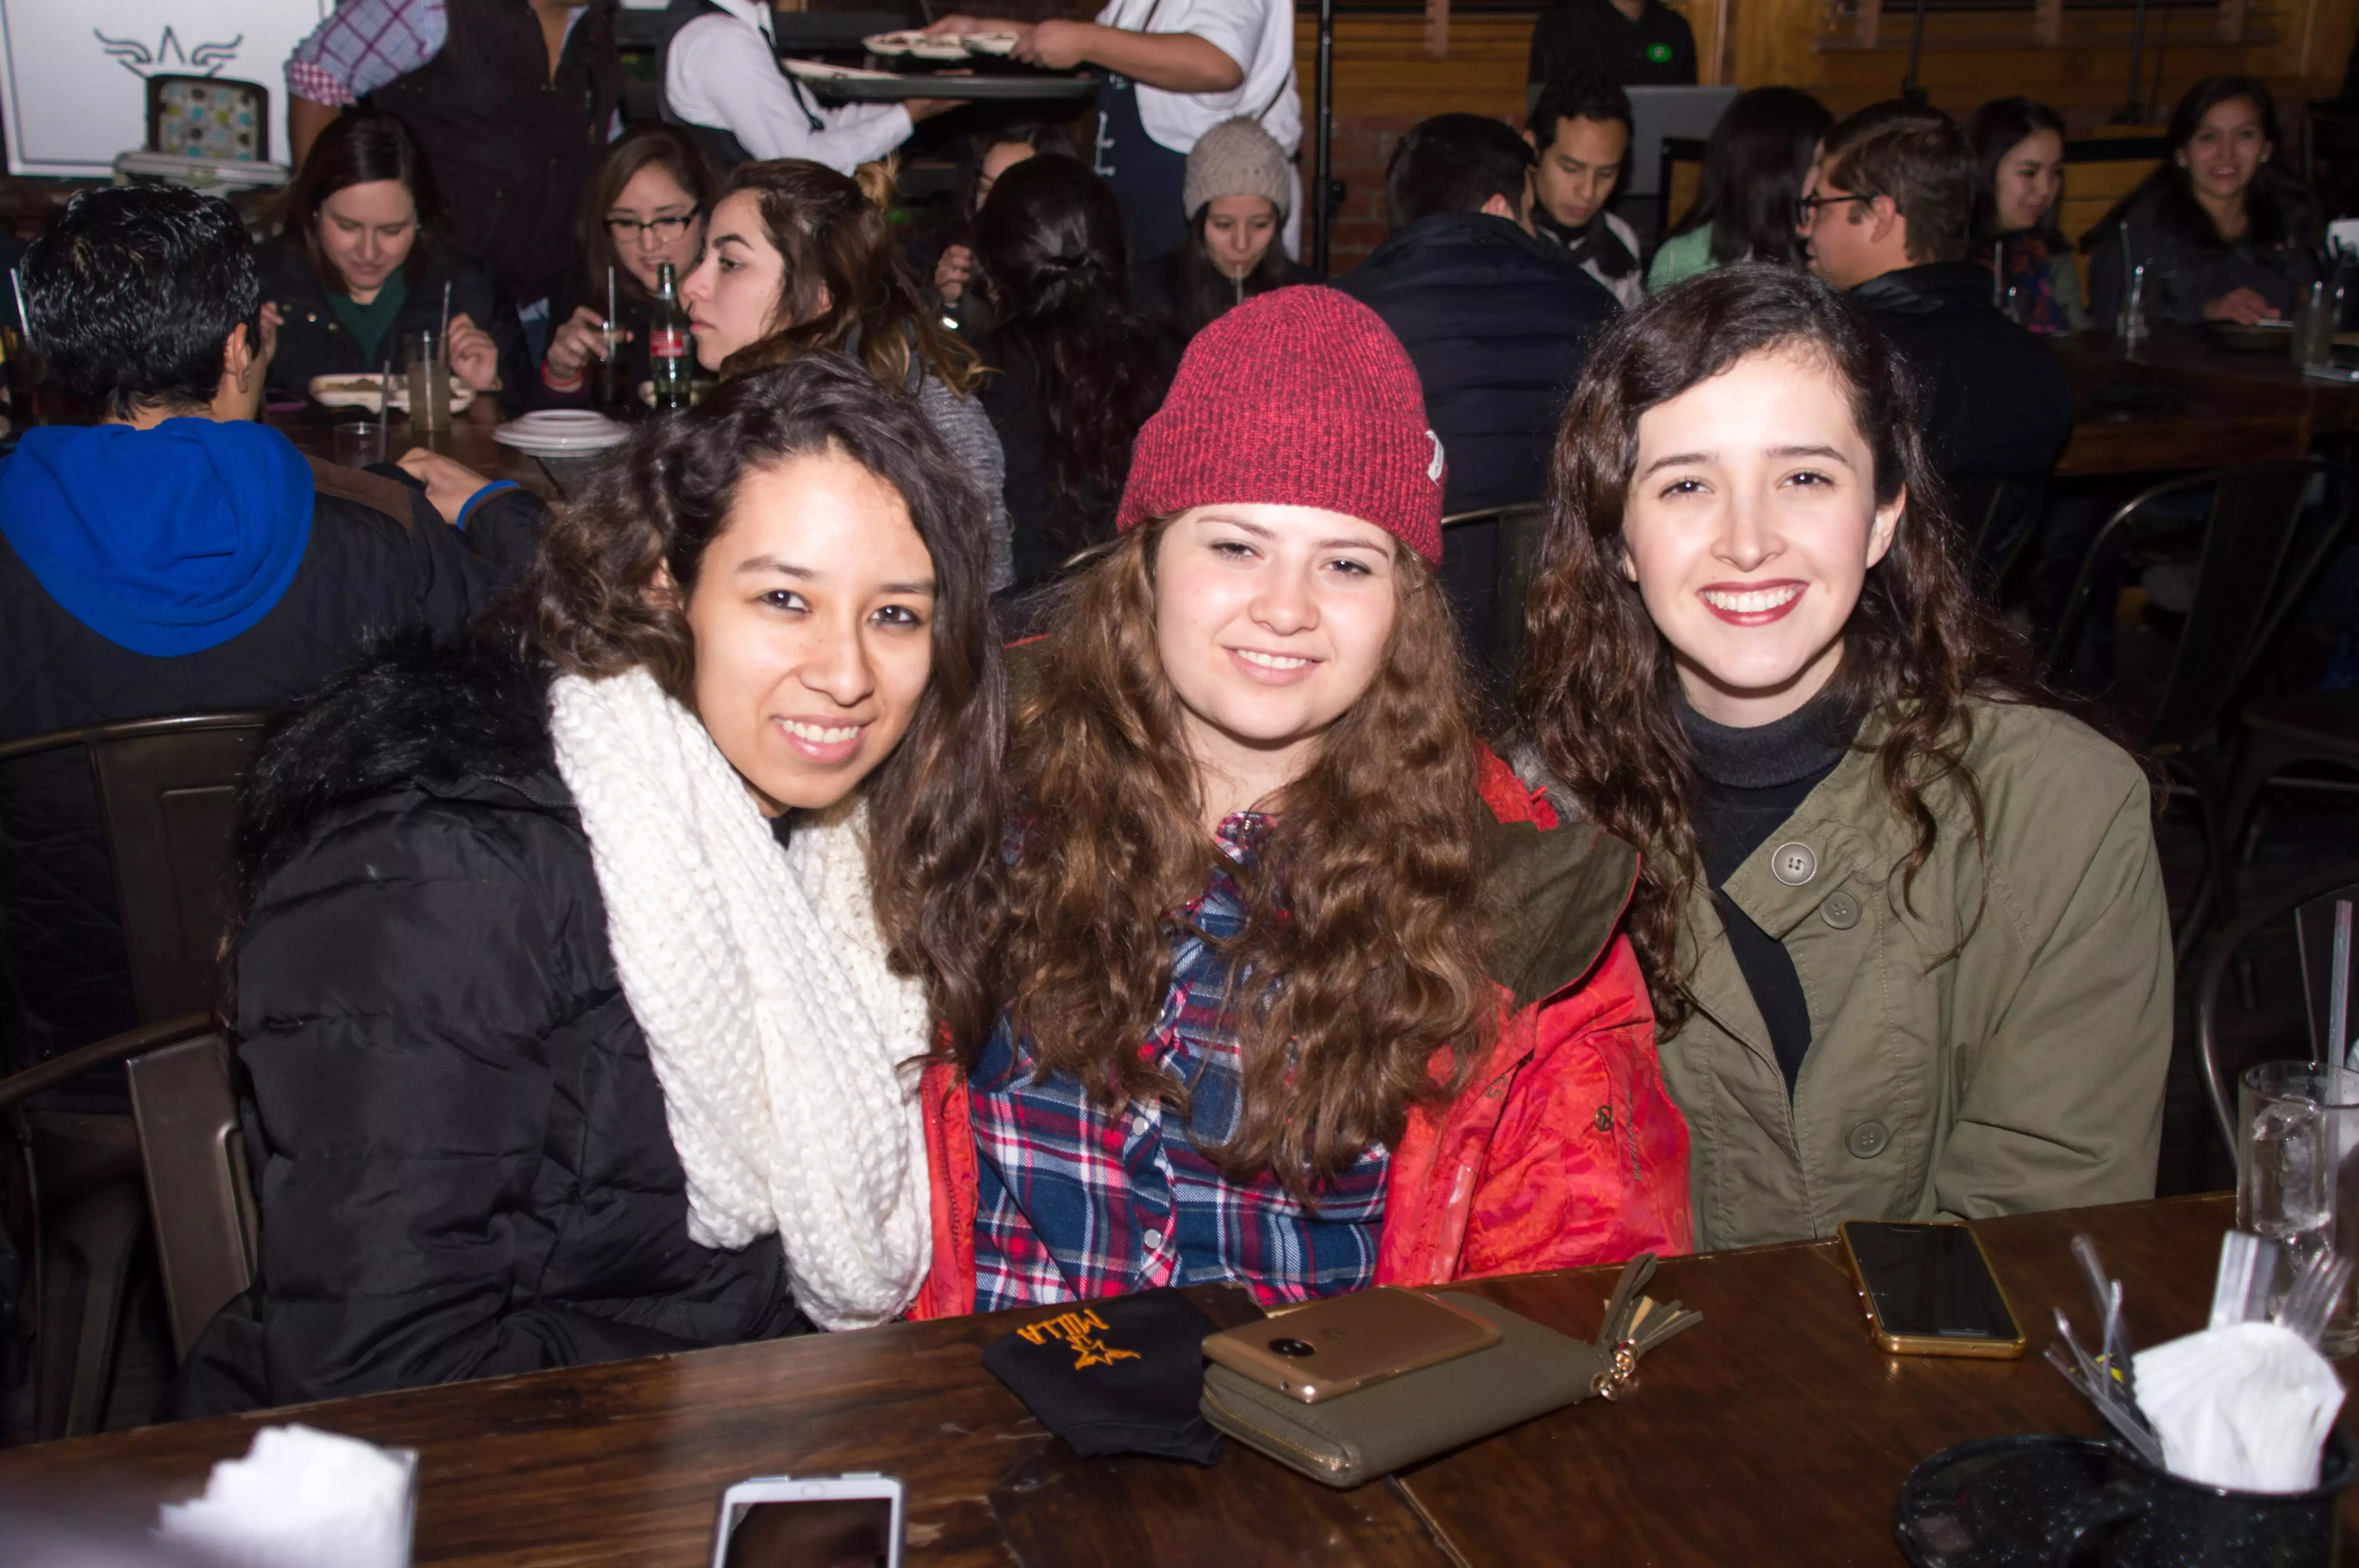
[0, 1, 331, 177]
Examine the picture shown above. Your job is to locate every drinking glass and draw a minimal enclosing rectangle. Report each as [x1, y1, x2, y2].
[2292, 280, 2339, 367]
[332, 418, 386, 469]
[2239, 1061, 2359, 1356]
[405, 328, 451, 433]
[591, 324, 632, 414]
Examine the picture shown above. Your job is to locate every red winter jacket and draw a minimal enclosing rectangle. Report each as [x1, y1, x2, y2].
[909, 749, 1692, 1319]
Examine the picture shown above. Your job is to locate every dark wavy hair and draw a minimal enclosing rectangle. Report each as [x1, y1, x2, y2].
[2095, 75, 2314, 254]
[716, 159, 983, 397]
[972, 516, 1496, 1198]
[503, 353, 1009, 1052]
[277, 111, 444, 295]
[1666, 87, 1832, 269]
[578, 122, 724, 310]
[1515, 265, 2041, 1033]
[20, 183, 259, 420]
[1966, 96, 2068, 247]
[975, 155, 1169, 564]
[1161, 202, 1296, 341]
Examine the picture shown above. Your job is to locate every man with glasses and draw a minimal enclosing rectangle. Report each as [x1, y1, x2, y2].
[1802, 102, 2073, 489]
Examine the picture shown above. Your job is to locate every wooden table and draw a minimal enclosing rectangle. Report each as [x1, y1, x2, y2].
[0, 1195, 2317, 1566]
[267, 405, 560, 499]
[2054, 328, 2359, 477]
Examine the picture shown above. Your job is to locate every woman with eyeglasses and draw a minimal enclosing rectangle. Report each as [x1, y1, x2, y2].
[262, 111, 533, 412]
[538, 126, 726, 411]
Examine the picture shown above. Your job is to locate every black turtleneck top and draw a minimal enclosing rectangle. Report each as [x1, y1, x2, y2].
[1681, 689, 1863, 1093]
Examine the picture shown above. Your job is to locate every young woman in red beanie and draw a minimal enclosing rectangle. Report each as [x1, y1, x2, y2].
[910, 286, 1690, 1316]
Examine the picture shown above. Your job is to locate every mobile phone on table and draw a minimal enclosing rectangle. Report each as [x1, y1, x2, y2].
[1838, 1220, 2027, 1359]
[711, 1473, 903, 1568]
[1200, 1285, 1503, 1403]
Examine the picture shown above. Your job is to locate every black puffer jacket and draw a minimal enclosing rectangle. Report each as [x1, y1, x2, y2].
[0, 454, 545, 1083]
[1338, 211, 1617, 515]
[178, 639, 800, 1415]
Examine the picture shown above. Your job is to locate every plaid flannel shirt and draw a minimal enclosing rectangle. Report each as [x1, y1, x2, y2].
[287, 0, 448, 107]
[970, 813, 1389, 1311]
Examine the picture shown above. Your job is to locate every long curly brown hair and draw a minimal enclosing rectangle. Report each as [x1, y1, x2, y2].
[716, 159, 983, 397]
[974, 516, 1497, 1195]
[1515, 264, 2041, 1034]
[501, 354, 1009, 1053]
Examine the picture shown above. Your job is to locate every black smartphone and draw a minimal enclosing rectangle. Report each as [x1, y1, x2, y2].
[1837, 1220, 2027, 1359]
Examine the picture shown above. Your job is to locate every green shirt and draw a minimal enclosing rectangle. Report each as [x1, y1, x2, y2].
[326, 270, 409, 370]
[1645, 227, 1718, 294]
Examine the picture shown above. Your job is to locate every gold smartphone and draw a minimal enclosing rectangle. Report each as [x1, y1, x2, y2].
[1838, 1220, 2028, 1360]
[1200, 1286, 1504, 1403]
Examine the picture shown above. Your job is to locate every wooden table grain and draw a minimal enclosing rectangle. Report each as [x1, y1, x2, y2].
[267, 404, 562, 499]
[0, 1194, 2300, 1567]
[2053, 328, 2359, 477]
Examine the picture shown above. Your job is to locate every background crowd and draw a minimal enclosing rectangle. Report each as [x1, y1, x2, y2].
[0, 0, 2353, 1442]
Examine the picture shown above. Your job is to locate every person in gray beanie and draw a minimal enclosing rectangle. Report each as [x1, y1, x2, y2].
[1144, 116, 1306, 340]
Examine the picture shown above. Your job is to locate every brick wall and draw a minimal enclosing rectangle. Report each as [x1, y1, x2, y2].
[1318, 116, 1419, 277]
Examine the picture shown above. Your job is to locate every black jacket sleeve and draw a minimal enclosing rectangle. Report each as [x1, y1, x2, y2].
[233, 792, 701, 1405]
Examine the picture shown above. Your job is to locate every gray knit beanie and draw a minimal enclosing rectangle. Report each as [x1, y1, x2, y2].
[1182, 117, 1291, 220]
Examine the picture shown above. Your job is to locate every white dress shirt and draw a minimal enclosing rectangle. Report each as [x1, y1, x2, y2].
[1094, 0, 1299, 158]
[665, 0, 914, 174]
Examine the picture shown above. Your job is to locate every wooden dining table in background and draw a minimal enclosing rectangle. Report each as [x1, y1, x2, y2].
[267, 404, 562, 500]
[2053, 328, 2359, 477]
[0, 1193, 2330, 1566]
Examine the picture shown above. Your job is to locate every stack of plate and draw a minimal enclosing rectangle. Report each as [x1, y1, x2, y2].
[491, 411, 631, 455]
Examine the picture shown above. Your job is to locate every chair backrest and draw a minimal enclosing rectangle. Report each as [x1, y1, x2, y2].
[1946, 474, 2042, 598]
[145, 76, 270, 164]
[0, 714, 268, 1024]
[124, 1029, 256, 1363]
[2147, 463, 2317, 752]
[2196, 860, 2359, 1158]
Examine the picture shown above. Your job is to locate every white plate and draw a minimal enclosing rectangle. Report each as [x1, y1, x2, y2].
[308, 374, 476, 414]
[783, 58, 903, 82]
[962, 32, 1022, 54]
[863, 29, 928, 53]
[491, 410, 631, 454]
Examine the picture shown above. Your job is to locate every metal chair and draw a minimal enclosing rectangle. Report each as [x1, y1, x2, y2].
[0, 713, 263, 1439]
[1439, 501, 1547, 704]
[2042, 463, 2344, 960]
[0, 1017, 254, 1399]
[2194, 860, 2359, 1159]
[1947, 473, 2043, 602]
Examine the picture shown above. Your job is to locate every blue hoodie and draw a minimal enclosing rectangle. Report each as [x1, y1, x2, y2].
[0, 418, 314, 657]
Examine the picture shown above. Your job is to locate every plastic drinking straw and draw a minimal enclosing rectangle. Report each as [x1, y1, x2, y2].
[2334, 898, 2352, 1070]
[9, 267, 27, 343]
[438, 279, 452, 356]
[607, 265, 618, 336]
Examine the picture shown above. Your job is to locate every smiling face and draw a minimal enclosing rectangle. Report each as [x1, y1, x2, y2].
[1617, 345, 1903, 728]
[2180, 94, 2271, 211]
[1202, 195, 1279, 280]
[680, 190, 792, 370]
[1151, 505, 1400, 810]
[680, 447, 937, 813]
[1993, 128, 2065, 234]
[315, 178, 418, 299]
[607, 161, 704, 296]
[1532, 114, 1628, 230]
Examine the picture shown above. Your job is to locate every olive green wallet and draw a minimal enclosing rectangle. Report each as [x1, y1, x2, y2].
[1196, 1254, 1699, 1490]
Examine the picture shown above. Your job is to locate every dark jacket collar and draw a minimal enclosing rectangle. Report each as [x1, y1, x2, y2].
[1850, 260, 1996, 316]
[1482, 810, 1638, 1013]
[235, 634, 563, 912]
[1359, 210, 1590, 277]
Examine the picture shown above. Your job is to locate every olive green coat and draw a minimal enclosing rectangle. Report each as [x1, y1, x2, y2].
[1658, 699, 2171, 1252]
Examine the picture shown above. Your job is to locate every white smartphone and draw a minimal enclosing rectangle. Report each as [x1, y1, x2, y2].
[709, 1473, 904, 1568]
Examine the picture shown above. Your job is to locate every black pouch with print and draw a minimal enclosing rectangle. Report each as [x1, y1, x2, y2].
[981, 1288, 1227, 1465]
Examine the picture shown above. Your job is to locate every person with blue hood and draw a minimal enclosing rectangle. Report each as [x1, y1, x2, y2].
[0, 182, 546, 1090]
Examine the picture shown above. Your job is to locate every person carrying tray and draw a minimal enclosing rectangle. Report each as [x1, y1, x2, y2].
[927, 0, 1300, 268]
[663, 0, 957, 171]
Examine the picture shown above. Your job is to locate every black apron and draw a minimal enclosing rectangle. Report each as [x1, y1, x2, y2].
[1095, 70, 1190, 269]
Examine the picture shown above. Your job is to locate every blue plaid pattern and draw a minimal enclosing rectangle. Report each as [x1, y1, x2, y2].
[971, 814, 1389, 1310]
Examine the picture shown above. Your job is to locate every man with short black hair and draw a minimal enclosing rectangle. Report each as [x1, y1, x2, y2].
[1526, 71, 1643, 309]
[1803, 102, 2074, 485]
[1341, 113, 1616, 661]
[0, 183, 543, 1077]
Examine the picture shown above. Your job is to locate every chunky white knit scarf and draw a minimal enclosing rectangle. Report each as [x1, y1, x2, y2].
[547, 667, 931, 1329]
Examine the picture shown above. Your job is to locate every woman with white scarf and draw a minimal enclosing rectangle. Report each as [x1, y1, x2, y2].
[179, 355, 1008, 1414]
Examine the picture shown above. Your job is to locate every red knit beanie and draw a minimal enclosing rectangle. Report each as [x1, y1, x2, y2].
[1116, 286, 1445, 563]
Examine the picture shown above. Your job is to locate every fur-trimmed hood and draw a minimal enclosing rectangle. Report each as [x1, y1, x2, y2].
[234, 634, 562, 920]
